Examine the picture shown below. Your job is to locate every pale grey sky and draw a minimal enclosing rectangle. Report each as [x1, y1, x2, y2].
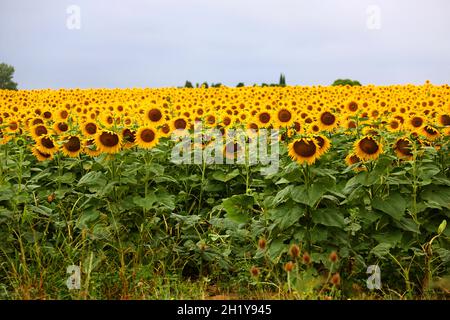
[1, 0, 449, 89]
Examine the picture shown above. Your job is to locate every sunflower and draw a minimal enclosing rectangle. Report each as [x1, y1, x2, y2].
[354, 136, 383, 161]
[53, 122, 69, 135]
[318, 110, 338, 131]
[170, 116, 190, 136]
[274, 108, 294, 127]
[345, 153, 365, 171]
[0, 130, 12, 145]
[84, 139, 102, 157]
[421, 125, 440, 141]
[204, 113, 217, 128]
[122, 128, 136, 149]
[288, 138, 320, 165]
[407, 115, 425, 131]
[81, 121, 98, 137]
[346, 101, 359, 113]
[223, 141, 244, 161]
[55, 108, 70, 122]
[136, 126, 159, 149]
[386, 118, 401, 132]
[220, 114, 234, 128]
[32, 146, 54, 161]
[95, 130, 122, 154]
[61, 135, 83, 157]
[256, 111, 272, 128]
[393, 137, 413, 160]
[159, 122, 172, 137]
[436, 112, 450, 127]
[30, 124, 48, 140]
[313, 134, 331, 156]
[146, 107, 164, 126]
[37, 136, 58, 155]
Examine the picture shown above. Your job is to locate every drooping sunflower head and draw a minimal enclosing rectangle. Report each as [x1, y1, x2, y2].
[313, 134, 331, 156]
[345, 153, 365, 171]
[32, 146, 54, 162]
[354, 136, 383, 161]
[393, 137, 414, 160]
[288, 137, 320, 165]
[122, 128, 136, 149]
[421, 125, 441, 141]
[95, 130, 122, 154]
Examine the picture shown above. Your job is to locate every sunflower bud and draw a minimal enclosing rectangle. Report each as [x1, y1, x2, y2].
[329, 251, 338, 263]
[250, 266, 260, 277]
[302, 252, 311, 264]
[289, 244, 300, 258]
[284, 261, 295, 273]
[258, 238, 266, 250]
[331, 273, 341, 286]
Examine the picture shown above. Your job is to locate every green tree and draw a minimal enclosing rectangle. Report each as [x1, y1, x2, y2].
[332, 79, 361, 86]
[279, 73, 286, 87]
[236, 82, 245, 87]
[0, 63, 18, 90]
[184, 81, 193, 88]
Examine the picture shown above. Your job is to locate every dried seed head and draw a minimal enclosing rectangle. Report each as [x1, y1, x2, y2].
[302, 252, 311, 264]
[289, 244, 300, 258]
[331, 273, 341, 286]
[329, 251, 338, 263]
[284, 261, 295, 273]
[250, 266, 260, 277]
[47, 193, 55, 203]
[258, 238, 267, 250]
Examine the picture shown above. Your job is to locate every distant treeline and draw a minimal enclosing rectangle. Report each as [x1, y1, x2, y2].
[181, 75, 361, 88]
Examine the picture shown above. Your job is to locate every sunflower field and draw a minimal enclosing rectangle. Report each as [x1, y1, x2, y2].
[0, 84, 449, 299]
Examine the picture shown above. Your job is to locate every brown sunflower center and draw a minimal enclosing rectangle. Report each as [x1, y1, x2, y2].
[259, 112, 271, 124]
[32, 118, 44, 126]
[359, 137, 379, 155]
[411, 117, 423, 127]
[161, 124, 170, 134]
[99, 132, 119, 147]
[293, 139, 317, 158]
[65, 136, 81, 152]
[140, 129, 155, 143]
[424, 126, 438, 135]
[174, 118, 187, 129]
[294, 122, 301, 132]
[60, 110, 69, 119]
[278, 109, 292, 122]
[223, 117, 231, 126]
[441, 114, 450, 126]
[35, 125, 47, 136]
[390, 120, 399, 129]
[41, 137, 55, 149]
[348, 102, 358, 112]
[207, 115, 216, 124]
[43, 111, 52, 119]
[148, 109, 162, 122]
[348, 121, 357, 129]
[9, 122, 18, 130]
[58, 123, 68, 132]
[320, 112, 335, 125]
[395, 139, 412, 156]
[85, 123, 97, 134]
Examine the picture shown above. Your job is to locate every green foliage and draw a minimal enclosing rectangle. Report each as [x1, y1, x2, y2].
[332, 79, 362, 86]
[0, 63, 18, 90]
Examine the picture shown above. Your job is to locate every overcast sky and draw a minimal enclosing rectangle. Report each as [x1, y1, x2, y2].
[1, 0, 449, 89]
